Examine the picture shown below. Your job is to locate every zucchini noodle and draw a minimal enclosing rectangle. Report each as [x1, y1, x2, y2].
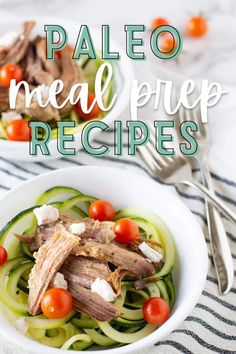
[61, 334, 91, 350]
[39, 328, 66, 348]
[0, 186, 176, 350]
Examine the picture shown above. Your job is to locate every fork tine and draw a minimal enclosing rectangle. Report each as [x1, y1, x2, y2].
[174, 89, 187, 125]
[179, 104, 201, 139]
[187, 94, 201, 127]
[138, 144, 162, 172]
[146, 141, 170, 168]
[176, 87, 206, 137]
[190, 94, 207, 137]
[146, 120, 155, 143]
[178, 104, 187, 126]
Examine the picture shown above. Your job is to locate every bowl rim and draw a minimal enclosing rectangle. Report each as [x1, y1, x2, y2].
[0, 16, 135, 148]
[0, 165, 208, 354]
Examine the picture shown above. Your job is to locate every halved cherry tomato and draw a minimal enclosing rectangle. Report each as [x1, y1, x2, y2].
[0, 64, 23, 88]
[41, 288, 73, 319]
[75, 92, 101, 120]
[143, 297, 170, 325]
[160, 35, 176, 54]
[0, 246, 8, 266]
[89, 200, 115, 221]
[113, 218, 139, 244]
[151, 17, 169, 30]
[187, 15, 207, 37]
[6, 120, 31, 142]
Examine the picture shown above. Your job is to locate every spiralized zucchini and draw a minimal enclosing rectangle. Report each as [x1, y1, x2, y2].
[0, 186, 176, 350]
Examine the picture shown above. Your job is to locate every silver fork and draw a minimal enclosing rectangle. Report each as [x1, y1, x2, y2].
[137, 122, 236, 224]
[178, 99, 234, 294]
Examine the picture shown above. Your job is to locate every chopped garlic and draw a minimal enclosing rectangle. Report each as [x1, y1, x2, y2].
[15, 317, 29, 334]
[0, 31, 19, 48]
[33, 205, 59, 226]
[138, 242, 162, 263]
[50, 272, 68, 290]
[70, 223, 86, 235]
[1, 111, 22, 123]
[91, 278, 117, 302]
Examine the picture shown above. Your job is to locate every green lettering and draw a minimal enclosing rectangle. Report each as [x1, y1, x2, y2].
[180, 121, 199, 155]
[57, 122, 76, 156]
[73, 25, 96, 60]
[44, 25, 67, 60]
[29, 122, 51, 156]
[114, 120, 123, 155]
[127, 121, 149, 155]
[125, 25, 145, 60]
[102, 25, 120, 60]
[154, 120, 175, 155]
[151, 25, 182, 60]
[82, 121, 109, 156]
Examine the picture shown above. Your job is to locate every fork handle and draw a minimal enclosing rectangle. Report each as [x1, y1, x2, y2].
[201, 164, 234, 294]
[181, 179, 236, 224]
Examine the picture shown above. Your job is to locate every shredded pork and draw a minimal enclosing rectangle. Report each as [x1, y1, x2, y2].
[76, 241, 155, 278]
[28, 227, 79, 315]
[0, 21, 84, 120]
[16, 209, 159, 321]
[61, 255, 111, 289]
[0, 21, 35, 66]
[67, 282, 121, 321]
[15, 215, 115, 252]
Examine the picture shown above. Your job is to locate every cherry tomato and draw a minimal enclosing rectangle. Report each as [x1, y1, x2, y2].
[89, 200, 115, 221]
[143, 297, 170, 325]
[0, 64, 23, 88]
[160, 35, 176, 54]
[41, 288, 73, 319]
[0, 246, 8, 266]
[151, 17, 169, 30]
[6, 120, 31, 142]
[75, 92, 101, 120]
[187, 15, 207, 37]
[113, 218, 139, 244]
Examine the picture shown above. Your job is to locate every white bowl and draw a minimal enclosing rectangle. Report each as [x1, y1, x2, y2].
[0, 166, 208, 354]
[0, 17, 134, 161]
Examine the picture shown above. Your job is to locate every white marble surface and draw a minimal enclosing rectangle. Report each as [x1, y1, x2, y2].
[0, 0, 236, 353]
